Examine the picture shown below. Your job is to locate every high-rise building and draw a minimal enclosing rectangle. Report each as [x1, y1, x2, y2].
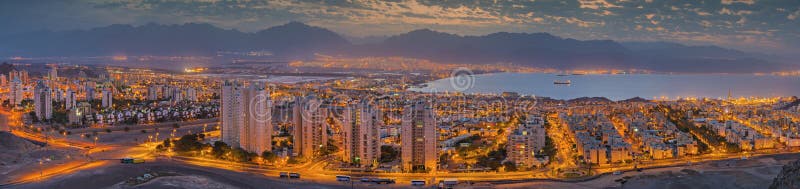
[65, 89, 76, 110]
[8, 77, 22, 107]
[34, 81, 53, 120]
[172, 87, 183, 102]
[101, 89, 113, 108]
[0, 74, 7, 87]
[292, 96, 329, 157]
[162, 86, 174, 100]
[342, 100, 382, 167]
[147, 85, 160, 101]
[48, 67, 58, 80]
[185, 87, 198, 102]
[20, 70, 28, 84]
[221, 81, 273, 153]
[85, 85, 95, 101]
[10, 70, 29, 84]
[401, 101, 437, 172]
[221, 81, 244, 146]
[54, 89, 63, 102]
[240, 83, 272, 154]
[506, 115, 547, 168]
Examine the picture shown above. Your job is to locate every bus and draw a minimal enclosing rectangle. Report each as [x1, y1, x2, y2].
[439, 179, 458, 189]
[336, 175, 351, 182]
[411, 180, 426, 186]
[373, 178, 396, 184]
[120, 158, 145, 164]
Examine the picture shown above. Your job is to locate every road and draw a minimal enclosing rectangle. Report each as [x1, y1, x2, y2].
[2, 107, 799, 188]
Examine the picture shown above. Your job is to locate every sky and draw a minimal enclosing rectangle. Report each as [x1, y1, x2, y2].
[1, 0, 799, 54]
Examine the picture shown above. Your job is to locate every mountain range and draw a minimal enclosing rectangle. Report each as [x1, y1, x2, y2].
[0, 22, 792, 73]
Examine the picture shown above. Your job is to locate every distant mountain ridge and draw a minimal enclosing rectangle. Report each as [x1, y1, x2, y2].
[0, 22, 792, 73]
[0, 22, 349, 59]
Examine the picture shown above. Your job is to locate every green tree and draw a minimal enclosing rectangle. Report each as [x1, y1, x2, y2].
[503, 161, 518, 172]
[261, 151, 278, 162]
[379, 145, 399, 163]
[212, 141, 231, 158]
[173, 134, 203, 152]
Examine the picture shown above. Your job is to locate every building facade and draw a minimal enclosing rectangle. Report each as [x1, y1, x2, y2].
[65, 89, 76, 110]
[506, 115, 547, 168]
[8, 78, 22, 107]
[34, 81, 53, 120]
[101, 89, 113, 108]
[292, 96, 329, 158]
[342, 100, 382, 167]
[220, 81, 273, 153]
[401, 101, 437, 172]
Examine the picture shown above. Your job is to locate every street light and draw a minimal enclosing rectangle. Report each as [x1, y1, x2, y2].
[39, 160, 43, 179]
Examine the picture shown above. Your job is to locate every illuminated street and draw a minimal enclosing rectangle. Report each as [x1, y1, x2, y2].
[2, 1, 800, 188]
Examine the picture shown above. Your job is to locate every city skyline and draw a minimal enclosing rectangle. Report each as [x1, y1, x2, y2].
[1, 1, 799, 189]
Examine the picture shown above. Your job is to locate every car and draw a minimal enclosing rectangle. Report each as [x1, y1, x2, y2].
[336, 175, 351, 182]
[279, 172, 288, 178]
[289, 172, 301, 179]
[120, 158, 144, 164]
[439, 179, 458, 189]
[411, 180, 426, 186]
[120, 158, 134, 164]
[373, 178, 395, 184]
[613, 171, 622, 175]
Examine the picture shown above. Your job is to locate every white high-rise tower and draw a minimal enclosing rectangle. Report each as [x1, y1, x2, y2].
[342, 100, 382, 167]
[34, 81, 53, 120]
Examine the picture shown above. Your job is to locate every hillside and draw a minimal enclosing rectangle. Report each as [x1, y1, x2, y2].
[0, 22, 792, 73]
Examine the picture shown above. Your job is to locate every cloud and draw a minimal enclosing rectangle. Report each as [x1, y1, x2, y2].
[789, 9, 800, 20]
[546, 15, 606, 28]
[578, 0, 622, 10]
[1, 0, 799, 54]
[721, 0, 755, 5]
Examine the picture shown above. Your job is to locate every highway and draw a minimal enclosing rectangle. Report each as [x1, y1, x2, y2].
[3, 107, 800, 188]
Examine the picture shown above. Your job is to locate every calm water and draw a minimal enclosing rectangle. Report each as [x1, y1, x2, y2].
[411, 73, 800, 100]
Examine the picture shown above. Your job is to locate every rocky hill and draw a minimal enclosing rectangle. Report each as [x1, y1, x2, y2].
[770, 159, 800, 189]
[0, 131, 41, 166]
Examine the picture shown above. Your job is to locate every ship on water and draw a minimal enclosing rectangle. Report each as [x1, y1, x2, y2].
[554, 80, 571, 85]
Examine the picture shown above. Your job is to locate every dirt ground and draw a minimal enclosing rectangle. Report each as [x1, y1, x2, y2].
[12, 160, 348, 189]
[497, 154, 800, 189]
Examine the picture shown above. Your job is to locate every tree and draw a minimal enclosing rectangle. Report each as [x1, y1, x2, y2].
[379, 145, 399, 163]
[212, 141, 231, 158]
[173, 134, 203, 152]
[503, 161, 518, 172]
[229, 147, 252, 162]
[287, 155, 304, 164]
[123, 127, 130, 132]
[261, 151, 278, 163]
